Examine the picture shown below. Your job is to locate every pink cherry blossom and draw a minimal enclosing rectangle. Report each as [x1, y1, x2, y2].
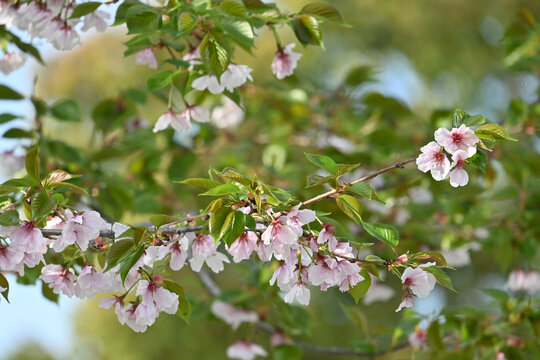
[220, 64, 253, 91]
[9, 221, 47, 253]
[449, 150, 470, 187]
[189, 235, 230, 273]
[74, 265, 111, 299]
[271, 43, 302, 79]
[226, 341, 267, 360]
[81, 10, 110, 32]
[317, 224, 338, 251]
[416, 141, 451, 181]
[41, 264, 77, 297]
[211, 98, 245, 129]
[136, 280, 179, 314]
[167, 235, 189, 270]
[143, 245, 169, 268]
[136, 48, 157, 69]
[52, 24, 80, 51]
[395, 292, 414, 312]
[308, 255, 340, 289]
[228, 231, 259, 263]
[283, 282, 310, 305]
[121, 301, 158, 332]
[269, 262, 296, 291]
[0, 243, 24, 270]
[434, 124, 478, 156]
[286, 204, 316, 236]
[210, 300, 259, 330]
[153, 109, 191, 133]
[409, 327, 427, 348]
[261, 218, 298, 260]
[53, 209, 107, 252]
[270, 332, 292, 347]
[506, 270, 540, 294]
[336, 261, 363, 291]
[402, 263, 436, 298]
[179, 105, 210, 129]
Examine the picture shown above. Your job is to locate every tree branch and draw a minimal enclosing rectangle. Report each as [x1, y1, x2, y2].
[303, 157, 416, 206]
[39, 225, 205, 238]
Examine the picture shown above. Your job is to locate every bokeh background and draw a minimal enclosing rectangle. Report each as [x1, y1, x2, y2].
[1, 0, 539, 359]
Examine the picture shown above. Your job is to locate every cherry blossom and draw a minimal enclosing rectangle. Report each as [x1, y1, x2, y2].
[81, 10, 110, 33]
[261, 218, 298, 260]
[416, 141, 451, 181]
[286, 204, 316, 236]
[228, 231, 259, 263]
[506, 270, 540, 294]
[8, 221, 48, 253]
[53, 209, 108, 252]
[308, 255, 341, 289]
[396, 263, 437, 312]
[284, 282, 310, 305]
[179, 105, 211, 129]
[74, 265, 111, 299]
[192, 74, 225, 94]
[210, 300, 259, 330]
[226, 341, 267, 360]
[136, 48, 158, 69]
[409, 326, 427, 348]
[136, 280, 179, 314]
[0, 243, 24, 271]
[52, 24, 81, 51]
[317, 223, 338, 251]
[271, 43, 302, 79]
[190, 235, 230, 273]
[211, 98, 245, 129]
[41, 264, 77, 297]
[120, 301, 158, 332]
[220, 64, 253, 91]
[167, 235, 189, 270]
[153, 109, 191, 133]
[435, 124, 478, 156]
[0, 51, 26, 75]
[269, 261, 296, 291]
[449, 150, 470, 187]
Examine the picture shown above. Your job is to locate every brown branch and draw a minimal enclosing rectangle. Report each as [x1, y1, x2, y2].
[196, 269, 410, 358]
[303, 157, 416, 206]
[40, 225, 205, 238]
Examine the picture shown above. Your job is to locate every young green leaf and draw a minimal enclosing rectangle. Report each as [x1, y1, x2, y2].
[0, 209, 20, 226]
[105, 238, 135, 271]
[349, 270, 371, 304]
[423, 266, 457, 293]
[70, 2, 101, 18]
[199, 183, 242, 196]
[50, 99, 80, 121]
[474, 123, 518, 141]
[31, 190, 55, 219]
[361, 220, 399, 248]
[25, 146, 40, 185]
[304, 152, 337, 175]
[336, 194, 362, 223]
[146, 70, 174, 92]
[177, 178, 221, 189]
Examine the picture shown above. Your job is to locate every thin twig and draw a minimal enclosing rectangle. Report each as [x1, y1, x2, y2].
[40, 225, 205, 238]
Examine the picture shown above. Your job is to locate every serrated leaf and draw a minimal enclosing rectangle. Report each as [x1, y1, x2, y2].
[178, 11, 197, 33]
[304, 152, 336, 175]
[261, 184, 291, 204]
[293, 16, 323, 47]
[453, 109, 471, 128]
[464, 115, 486, 127]
[178, 178, 221, 189]
[200, 32, 231, 76]
[349, 270, 371, 303]
[146, 70, 174, 92]
[305, 174, 334, 188]
[0, 84, 24, 100]
[120, 246, 145, 284]
[411, 251, 451, 268]
[205, 198, 228, 213]
[221, 168, 252, 186]
[220, 0, 247, 16]
[105, 238, 135, 271]
[361, 220, 399, 248]
[347, 182, 372, 199]
[209, 207, 232, 240]
[423, 266, 457, 293]
[220, 211, 245, 246]
[221, 20, 254, 47]
[336, 163, 361, 177]
[0, 209, 20, 226]
[70, 1, 101, 18]
[50, 99, 80, 121]
[149, 214, 177, 229]
[336, 194, 362, 223]
[31, 190, 55, 219]
[301, 2, 347, 25]
[48, 182, 88, 195]
[199, 183, 242, 196]
[475, 123, 518, 141]
[126, 5, 161, 34]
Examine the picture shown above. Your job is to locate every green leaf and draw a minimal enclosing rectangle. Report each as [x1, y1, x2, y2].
[423, 266, 457, 293]
[50, 99, 80, 121]
[474, 123, 518, 141]
[336, 194, 362, 223]
[273, 345, 304, 360]
[199, 183, 242, 196]
[0, 84, 24, 100]
[336, 163, 361, 177]
[126, 5, 161, 34]
[120, 246, 145, 284]
[347, 182, 372, 199]
[426, 321, 444, 350]
[209, 207, 232, 240]
[200, 32, 231, 76]
[105, 238, 135, 271]
[300, 2, 348, 25]
[146, 70, 174, 92]
[70, 2, 101, 18]
[178, 178, 221, 189]
[178, 11, 197, 34]
[2, 128, 33, 139]
[261, 184, 291, 204]
[149, 214, 177, 229]
[221, 168, 252, 186]
[305, 174, 334, 188]
[245, 214, 256, 230]
[220, 0, 247, 16]
[361, 220, 399, 248]
[452, 109, 471, 128]
[162, 280, 191, 323]
[0, 209, 20, 226]
[25, 147, 40, 185]
[344, 65, 374, 87]
[0, 113, 19, 124]
[221, 20, 254, 47]
[171, 71, 191, 95]
[481, 288, 509, 302]
[48, 182, 88, 195]
[349, 270, 371, 304]
[220, 211, 246, 246]
[304, 152, 336, 174]
[41, 280, 59, 303]
[464, 115, 486, 127]
[0, 272, 9, 302]
[411, 251, 451, 268]
[10, 31, 44, 64]
[293, 16, 323, 47]
[466, 150, 487, 173]
[31, 190, 55, 219]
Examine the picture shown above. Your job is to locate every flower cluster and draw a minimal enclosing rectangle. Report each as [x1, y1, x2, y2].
[416, 124, 479, 187]
[396, 263, 437, 312]
[0, 1, 110, 52]
[506, 270, 540, 294]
